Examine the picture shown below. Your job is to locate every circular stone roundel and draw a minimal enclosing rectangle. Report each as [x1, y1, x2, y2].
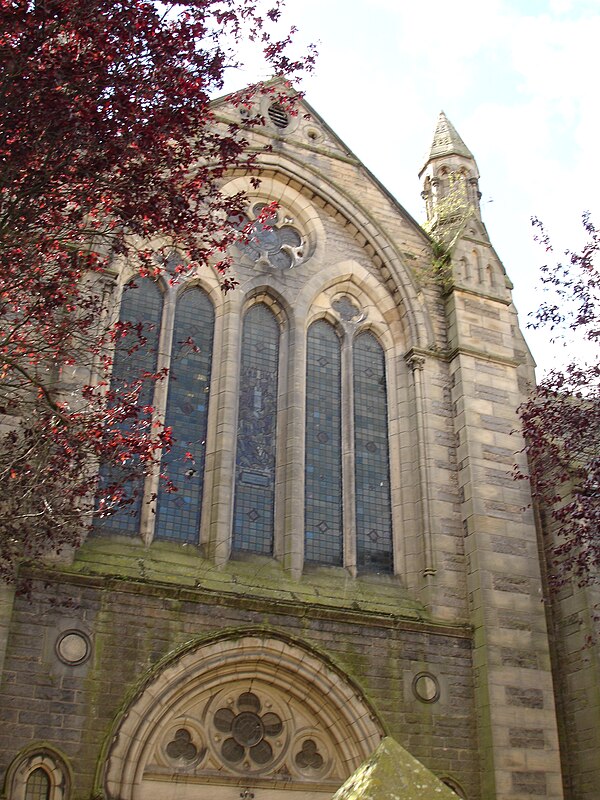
[102, 632, 384, 800]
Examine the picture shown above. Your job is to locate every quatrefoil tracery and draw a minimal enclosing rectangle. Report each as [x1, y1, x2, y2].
[214, 691, 283, 767]
[235, 203, 305, 270]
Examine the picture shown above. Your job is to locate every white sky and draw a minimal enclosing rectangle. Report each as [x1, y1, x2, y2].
[226, 0, 600, 374]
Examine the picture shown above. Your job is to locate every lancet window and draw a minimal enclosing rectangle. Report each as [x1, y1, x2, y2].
[305, 319, 343, 566]
[97, 277, 215, 544]
[25, 769, 51, 800]
[154, 287, 215, 542]
[96, 277, 163, 536]
[99, 207, 395, 575]
[6, 749, 70, 800]
[304, 322, 393, 572]
[353, 332, 392, 571]
[232, 303, 281, 555]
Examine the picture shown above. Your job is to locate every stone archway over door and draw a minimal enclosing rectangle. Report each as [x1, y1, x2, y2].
[102, 632, 385, 800]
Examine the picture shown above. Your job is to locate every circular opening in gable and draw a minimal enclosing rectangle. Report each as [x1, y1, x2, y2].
[268, 103, 289, 129]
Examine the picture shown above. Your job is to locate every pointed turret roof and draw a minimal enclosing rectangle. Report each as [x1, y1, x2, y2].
[331, 737, 461, 800]
[428, 110, 474, 161]
[419, 111, 476, 178]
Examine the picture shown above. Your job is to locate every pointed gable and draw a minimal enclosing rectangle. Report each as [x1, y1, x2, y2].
[331, 737, 462, 799]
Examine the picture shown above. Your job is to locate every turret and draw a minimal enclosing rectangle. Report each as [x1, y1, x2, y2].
[419, 111, 482, 227]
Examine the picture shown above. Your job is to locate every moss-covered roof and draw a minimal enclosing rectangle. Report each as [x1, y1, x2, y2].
[331, 737, 460, 800]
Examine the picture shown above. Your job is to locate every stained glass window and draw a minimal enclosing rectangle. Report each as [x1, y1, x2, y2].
[232, 304, 280, 554]
[353, 332, 393, 572]
[155, 288, 214, 542]
[96, 278, 163, 535]
[25, 768, 50, 800]
[304, 320, 343, 565]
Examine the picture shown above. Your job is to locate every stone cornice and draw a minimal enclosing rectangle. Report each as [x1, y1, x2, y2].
[23, 566, 473, 641]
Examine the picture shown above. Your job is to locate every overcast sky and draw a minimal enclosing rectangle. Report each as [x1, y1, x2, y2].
[228, 0, 599, 374]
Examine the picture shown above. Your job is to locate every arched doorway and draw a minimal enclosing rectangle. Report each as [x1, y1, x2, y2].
[101, 630, 385, 799]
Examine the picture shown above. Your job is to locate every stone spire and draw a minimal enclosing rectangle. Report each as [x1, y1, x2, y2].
[420, 111, 481, 225]
[425, 110, 474, 164]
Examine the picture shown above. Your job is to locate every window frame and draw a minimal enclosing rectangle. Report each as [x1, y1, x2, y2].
[302, 315, 395, 574]
[231, 300, 284, 556]
[97, 271, 220, 546]
[100, 265, 401, 578]
[5, 748, 71, 800]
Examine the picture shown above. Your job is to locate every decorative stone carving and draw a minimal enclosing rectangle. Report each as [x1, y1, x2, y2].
[331, 295, 362, 322]
[104, 633, 384, 799]
[412, 671, 441, 704]
[405, 352, 426, 372]
[212, 691, 283, 768]
[165, 729, 199, 763]
[235, 202, 305, 270]
[55, 629, 91, 666]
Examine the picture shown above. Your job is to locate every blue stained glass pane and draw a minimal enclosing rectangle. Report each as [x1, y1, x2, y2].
[155, 288, 214, 542]
[353, 332, 393, 572]
[305, 320, 343, 566]
[232, 304, 280, 554]
[96, 278, 163, 535]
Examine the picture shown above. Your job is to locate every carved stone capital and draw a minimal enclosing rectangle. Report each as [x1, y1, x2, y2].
[405, 352, 426, 372]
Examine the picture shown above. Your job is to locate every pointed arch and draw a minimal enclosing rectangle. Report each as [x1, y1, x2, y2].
[298, 266, 409, 576]
[232, 302, 282, 554]
[4, 746, 71, 800]
[221, 162, 435, 353]
[154, 285, 215, 543]
[101, 630, 385, 800]
[299, 261, 405, 353]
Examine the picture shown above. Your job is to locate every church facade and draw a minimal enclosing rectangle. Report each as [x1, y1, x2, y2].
[0, 91, 598, 800]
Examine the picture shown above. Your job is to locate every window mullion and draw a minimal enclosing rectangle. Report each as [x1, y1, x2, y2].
[140, 286, 174, 544]
[281, 320, 304, 576]
[341, 332, 357, 576]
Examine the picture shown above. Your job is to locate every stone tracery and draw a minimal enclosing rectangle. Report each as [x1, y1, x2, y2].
[235, 202, 305, 270]
[102, 633, 384, 799]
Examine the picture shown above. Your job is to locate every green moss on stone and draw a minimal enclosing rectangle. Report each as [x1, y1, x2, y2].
[331, 737, 460, 800]
[67, 537, 427, 621]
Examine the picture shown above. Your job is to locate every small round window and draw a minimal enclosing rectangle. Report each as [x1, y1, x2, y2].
[267, 103, 289, 129]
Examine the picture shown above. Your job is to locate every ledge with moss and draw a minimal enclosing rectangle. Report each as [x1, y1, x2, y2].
[42, 536, 472, 638]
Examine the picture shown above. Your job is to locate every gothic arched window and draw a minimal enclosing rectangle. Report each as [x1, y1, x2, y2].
[304, 320, 343, 566]
[232, 303, 281, 554]
[25, 768, 50, 800]
[6, 748, 70, 800]
[154, 287, 215, 542]
[303, 322, 393, 574]
[97, 276, 217, 544]
[354, 332, 392, 572]
[97, 277, 163, 535]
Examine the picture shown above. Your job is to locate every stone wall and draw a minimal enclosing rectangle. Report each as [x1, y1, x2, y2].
[0, 566, 479, 799]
